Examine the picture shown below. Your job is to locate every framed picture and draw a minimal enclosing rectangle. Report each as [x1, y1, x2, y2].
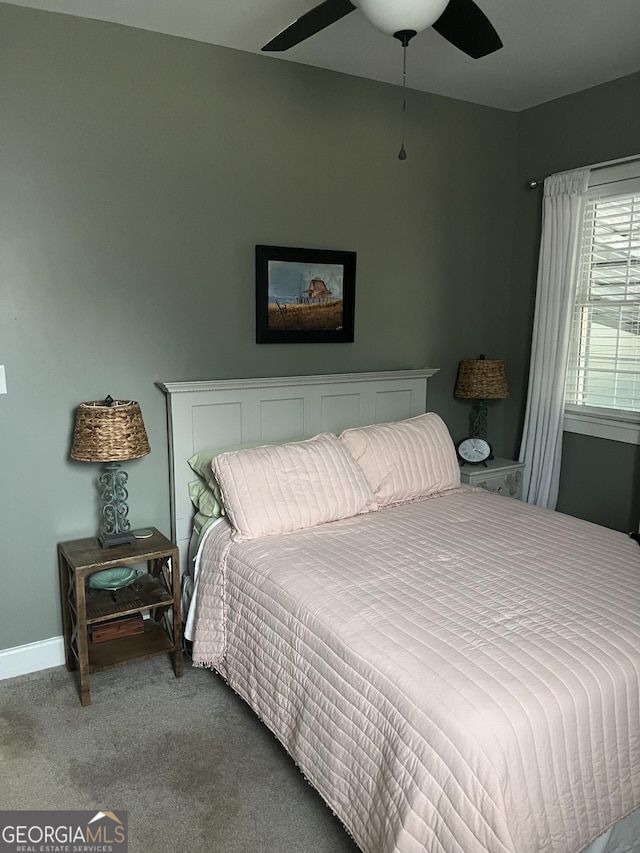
[256, 245, 356, 344]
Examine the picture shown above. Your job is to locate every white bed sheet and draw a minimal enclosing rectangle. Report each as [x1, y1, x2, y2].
[184, 515, 224, 642]
[189, 490, 640, 853]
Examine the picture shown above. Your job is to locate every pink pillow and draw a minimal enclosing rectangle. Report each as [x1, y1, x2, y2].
[339, 413, 460, 506]
[212, 433, 377, 542]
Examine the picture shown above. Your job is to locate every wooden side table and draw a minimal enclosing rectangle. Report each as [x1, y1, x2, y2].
[58, 527, 183, 706]
[459, 457, 524, 499]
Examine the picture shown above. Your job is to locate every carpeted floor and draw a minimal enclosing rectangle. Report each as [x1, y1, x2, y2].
[0, 654, 360, 853]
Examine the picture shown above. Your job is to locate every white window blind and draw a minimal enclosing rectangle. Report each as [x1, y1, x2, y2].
[565, 180, 640, 425]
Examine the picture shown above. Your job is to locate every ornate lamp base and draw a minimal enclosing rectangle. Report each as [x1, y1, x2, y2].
[97, 462, 137, 549]
[469, 398, 488, 439]
[99, 530, 136, 548]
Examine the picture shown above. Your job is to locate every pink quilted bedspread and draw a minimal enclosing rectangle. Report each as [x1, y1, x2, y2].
[191, 489, 640, 853]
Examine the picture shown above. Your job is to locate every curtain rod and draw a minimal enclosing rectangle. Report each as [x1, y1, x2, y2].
[528, 152, 640, 189]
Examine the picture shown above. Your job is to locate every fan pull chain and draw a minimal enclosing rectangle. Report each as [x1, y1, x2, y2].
[399, 40, 408, 160]
[393, 30, 416, 160]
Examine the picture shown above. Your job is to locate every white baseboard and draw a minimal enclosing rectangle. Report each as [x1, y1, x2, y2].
[0, 636, 66, 680]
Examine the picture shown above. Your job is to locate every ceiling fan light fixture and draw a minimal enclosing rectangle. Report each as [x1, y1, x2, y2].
[353, 0, 449, 36]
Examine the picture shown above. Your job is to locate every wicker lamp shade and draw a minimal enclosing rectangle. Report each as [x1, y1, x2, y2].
[70, 398, 150, 462]
[455, 356, 509, 400]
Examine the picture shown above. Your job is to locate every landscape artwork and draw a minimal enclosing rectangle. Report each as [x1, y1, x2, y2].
[256, 245, 356, 344]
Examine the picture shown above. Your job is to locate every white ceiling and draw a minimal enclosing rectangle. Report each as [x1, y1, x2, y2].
[6, 0, 640, 110]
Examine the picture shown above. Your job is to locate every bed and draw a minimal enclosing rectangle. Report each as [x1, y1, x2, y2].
[160, 370, 640, 853]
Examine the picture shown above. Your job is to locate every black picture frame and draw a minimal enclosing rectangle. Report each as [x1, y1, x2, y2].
[256, 244, 356, 344]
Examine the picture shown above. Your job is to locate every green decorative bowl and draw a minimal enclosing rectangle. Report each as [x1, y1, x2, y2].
[88, 566, 143, 590]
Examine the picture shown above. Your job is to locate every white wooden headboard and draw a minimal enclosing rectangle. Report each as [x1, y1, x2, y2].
[158, 369, 438, 568]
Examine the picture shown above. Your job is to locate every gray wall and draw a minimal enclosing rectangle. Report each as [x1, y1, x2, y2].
[4, 5, 639, 655]
[508, 72, 640, 531]
[0, 5, 517, 650]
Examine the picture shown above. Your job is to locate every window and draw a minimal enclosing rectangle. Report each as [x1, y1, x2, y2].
[564, 164, 640, 444]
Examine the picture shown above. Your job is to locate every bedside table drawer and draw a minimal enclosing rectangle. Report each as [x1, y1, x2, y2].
[472, 470, 522, 499]
[459, 457, 524, 500]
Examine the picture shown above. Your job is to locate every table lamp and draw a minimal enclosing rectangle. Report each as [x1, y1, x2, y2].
[454, 354, 509, 440]
[70, 395, 150, 548]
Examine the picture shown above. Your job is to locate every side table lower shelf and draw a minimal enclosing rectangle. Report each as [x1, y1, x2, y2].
[89, 620, 175, 670]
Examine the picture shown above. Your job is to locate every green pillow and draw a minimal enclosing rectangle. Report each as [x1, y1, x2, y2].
[188, 478, 224, 519]
[193, 511, 219, 539]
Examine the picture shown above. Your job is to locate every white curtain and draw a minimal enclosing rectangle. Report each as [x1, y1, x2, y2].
[519, 168, 590, 509]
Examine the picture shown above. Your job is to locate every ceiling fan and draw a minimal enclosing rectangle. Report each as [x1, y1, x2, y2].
[262, 0, 503, 59]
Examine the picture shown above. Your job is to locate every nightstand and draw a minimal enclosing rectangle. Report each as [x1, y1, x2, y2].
[459, 457, 524, 499]
[58, 527, 183, 706]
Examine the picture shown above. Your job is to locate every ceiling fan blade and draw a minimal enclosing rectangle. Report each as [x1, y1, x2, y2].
[432, 0, 502, 58]
[262, 0, 356, 51]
